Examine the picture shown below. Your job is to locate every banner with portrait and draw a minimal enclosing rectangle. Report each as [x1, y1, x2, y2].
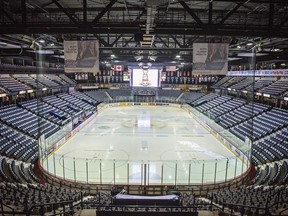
[64, 40, 99, 75]
[193, 43, 228, 75]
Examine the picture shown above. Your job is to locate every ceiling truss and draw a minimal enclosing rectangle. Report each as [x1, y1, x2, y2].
[0, 0, 288, 65]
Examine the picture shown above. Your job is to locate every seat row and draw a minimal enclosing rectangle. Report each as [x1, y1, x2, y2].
[252, 128, 288, 165]
[229, 108, 288, 141]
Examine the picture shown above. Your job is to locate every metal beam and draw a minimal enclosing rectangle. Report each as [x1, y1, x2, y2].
[92, 0, 118, 24]
[94, 34, 110, 46]
[123, 36, 134, 47]
[51, 0, 79, 24]
[209, 0, 213, 24]
[100, 47, 192, 51]
[0, 23, 288, 38]
[178, 1, 203, 25]
[281, 16, 288, 26]
[268, 3, 274, 27]
[170, 35, 183, 48]
[83, 0, 87, 23]
[155, 24, 288, 37]
[111, 34, 123, 46]
[0, 7, 17, 24]
[198, 0, 286, 3]
[133, 8, 146, 23]
[40, 0, 60, 8]
[219, 2, 245, 25]
[155, 35, 169, 48]
[21, 0, 27, 25]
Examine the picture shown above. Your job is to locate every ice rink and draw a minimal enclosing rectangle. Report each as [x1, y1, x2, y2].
[42, 105, 248, 185]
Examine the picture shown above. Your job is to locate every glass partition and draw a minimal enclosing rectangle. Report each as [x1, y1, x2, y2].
[40, 152, 250, 185]
[39, 100, 251, 187]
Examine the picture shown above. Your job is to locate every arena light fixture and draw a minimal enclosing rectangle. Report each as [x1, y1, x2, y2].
[272, 48, 281, 52]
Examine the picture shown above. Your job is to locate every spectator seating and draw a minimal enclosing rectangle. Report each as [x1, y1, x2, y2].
[180, 92, 204, 102]
[0, 123, 38, 162]
[229, 108, 288, 141]
[259, 78, 288, 96]
[57, 93, 96, 111]
[195, 95, 231, 113]
[70, 91, 98, 106]
[191, 93, 219, 106]
[107, 89, 132, 99]
[44, 74, 70, 86]
[212, 76, 233, 88]
[0, 87, 288, 215]
[13, 74, 76, 90]
[84, 90, 110, 102]
[20, 99, 70, 125]
[228, 77, 256, 91]
[13, 74, 45, 89]
[0, 155, 39, 184]
[42, 95, 83, 116]
[0, 87, 6, 94]
[217, 103, 268, 129]
[208, 98, 246, 119]
[0, 181, 83, 214]
[217, 77, 247, 88]
[58, 74, 77, 85]
[157, 89, 183, 99]
[211, 185, 288, 215]
[0, 106, 60, 139]
[29, 74, 61, 88]
[246, 77, 276, 93]
[252, 127, 288, 165]
[283, 91, 288, 97]
[0, 74, 31, 92]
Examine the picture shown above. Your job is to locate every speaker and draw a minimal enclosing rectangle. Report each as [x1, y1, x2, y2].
[135, 33, 143, 42]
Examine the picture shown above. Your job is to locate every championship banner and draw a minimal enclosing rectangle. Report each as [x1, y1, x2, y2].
[64, 40, 99, 75]
[193, 43, 228, 75]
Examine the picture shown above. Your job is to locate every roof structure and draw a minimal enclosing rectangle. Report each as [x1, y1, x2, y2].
[0, 0, 288, 66]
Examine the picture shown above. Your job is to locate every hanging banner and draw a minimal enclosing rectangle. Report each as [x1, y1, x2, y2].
[114, 65, 124, 71]
[64, 40, 99, 75]
[193, 43, 228, 75]
[227, 69, 288, 76]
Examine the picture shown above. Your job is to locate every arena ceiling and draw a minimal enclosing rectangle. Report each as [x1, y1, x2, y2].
[0, 0, 288, 66]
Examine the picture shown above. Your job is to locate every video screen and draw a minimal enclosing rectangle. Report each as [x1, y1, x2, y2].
[131, 68, 160, 87]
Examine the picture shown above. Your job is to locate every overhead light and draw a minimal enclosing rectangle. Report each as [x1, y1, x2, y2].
[176, 55, 181, 58]
[272, 48, 281, 52]
[111, 54, 115, 58]
[0, 42, 7, 46]
[246, 42, 253, 46]
[50, 43, 55, 46]
[39, 39, 45, 43]
[237, 45, 241, 49]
